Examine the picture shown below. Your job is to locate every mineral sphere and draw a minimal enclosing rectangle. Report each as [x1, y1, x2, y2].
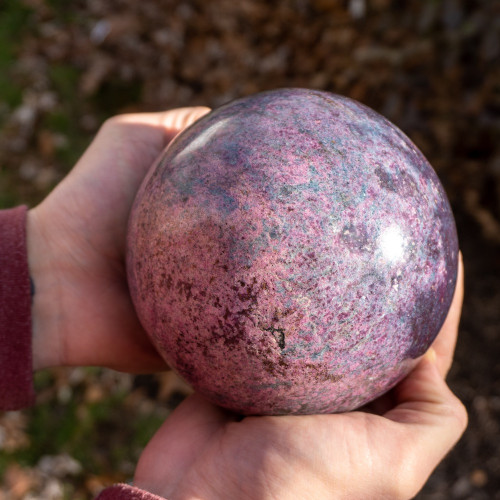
[126, 88, 458, 415]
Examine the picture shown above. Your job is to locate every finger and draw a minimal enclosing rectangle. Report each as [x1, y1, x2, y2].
[115, 106, 212, 144]
[108, 107, 212, 196]
[385, 350, 468, 433]
[45, 107, 211, 217]
[382, 353, 467, 497]
[158, 106, 212, 142]
[134, 393, 235, 498]
[78, 106, 211, 178]
[430, 251, 464, 378]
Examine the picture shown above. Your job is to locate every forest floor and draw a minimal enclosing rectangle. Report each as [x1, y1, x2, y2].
[0, 1, 499, 498]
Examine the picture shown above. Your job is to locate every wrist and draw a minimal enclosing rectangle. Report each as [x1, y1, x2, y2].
[26, 207, 63, 370]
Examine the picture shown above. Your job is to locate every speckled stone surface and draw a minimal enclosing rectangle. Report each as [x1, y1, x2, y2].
[127, 88, 458, 415]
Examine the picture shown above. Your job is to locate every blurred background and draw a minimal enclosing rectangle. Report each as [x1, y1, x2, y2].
[0, 0, 498, 498]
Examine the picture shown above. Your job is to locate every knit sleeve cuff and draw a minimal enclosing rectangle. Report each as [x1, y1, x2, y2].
[0, 206, 35, 410]
[95, 484, 166, 500]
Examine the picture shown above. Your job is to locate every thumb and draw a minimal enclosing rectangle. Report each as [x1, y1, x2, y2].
[157, 106, 212, 142]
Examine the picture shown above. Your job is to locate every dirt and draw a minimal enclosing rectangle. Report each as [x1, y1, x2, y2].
[0, 0, 499, 498]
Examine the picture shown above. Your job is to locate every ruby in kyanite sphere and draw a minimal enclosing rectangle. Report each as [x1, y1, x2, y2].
[126, 88, 458, 415]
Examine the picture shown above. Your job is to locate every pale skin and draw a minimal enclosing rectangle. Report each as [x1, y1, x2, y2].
[26, 108, 467, 499]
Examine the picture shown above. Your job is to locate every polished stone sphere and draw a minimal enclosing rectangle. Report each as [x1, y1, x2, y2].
[127, 88, 458, 415]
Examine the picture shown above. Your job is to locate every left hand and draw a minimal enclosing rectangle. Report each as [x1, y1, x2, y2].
[27, 107, 210, 372]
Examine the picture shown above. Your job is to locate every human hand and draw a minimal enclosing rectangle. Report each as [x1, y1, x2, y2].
[27, 107, 210, 372]
[133, 256, 466, 500]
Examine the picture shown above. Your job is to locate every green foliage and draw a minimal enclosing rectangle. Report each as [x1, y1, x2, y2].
[45, 65, 88, 168]
[0, 1, 33, 108]
[44, 0, 79, 22]
[92, 79, 143, 115]
[0, 172, 19, 208]
[49, 64, 82, 104]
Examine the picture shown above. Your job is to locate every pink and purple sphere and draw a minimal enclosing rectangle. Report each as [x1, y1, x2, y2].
[127, 88, 458, 415]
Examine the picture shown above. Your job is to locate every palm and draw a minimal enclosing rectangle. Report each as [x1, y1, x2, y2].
[166, 402, 388, 499]
[29, 108, 210, 371]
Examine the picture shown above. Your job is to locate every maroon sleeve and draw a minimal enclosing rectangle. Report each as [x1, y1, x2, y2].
[0, 206, 36, 410]
[95, 484, 166, 500]
[0, 209, 165, 499]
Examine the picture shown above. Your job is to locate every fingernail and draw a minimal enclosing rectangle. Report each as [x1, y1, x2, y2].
[424, 347, 437, 364]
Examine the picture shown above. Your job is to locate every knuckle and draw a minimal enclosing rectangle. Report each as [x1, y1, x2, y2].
[450, 397, 469, 433]
[100, 113, 138, 134]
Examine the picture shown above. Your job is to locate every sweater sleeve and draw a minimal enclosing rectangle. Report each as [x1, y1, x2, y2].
[0, 206, 35, 410]
[95, 484, 166, 500]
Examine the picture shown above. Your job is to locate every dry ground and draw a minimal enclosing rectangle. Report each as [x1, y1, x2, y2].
[0, 1, 499, 498]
